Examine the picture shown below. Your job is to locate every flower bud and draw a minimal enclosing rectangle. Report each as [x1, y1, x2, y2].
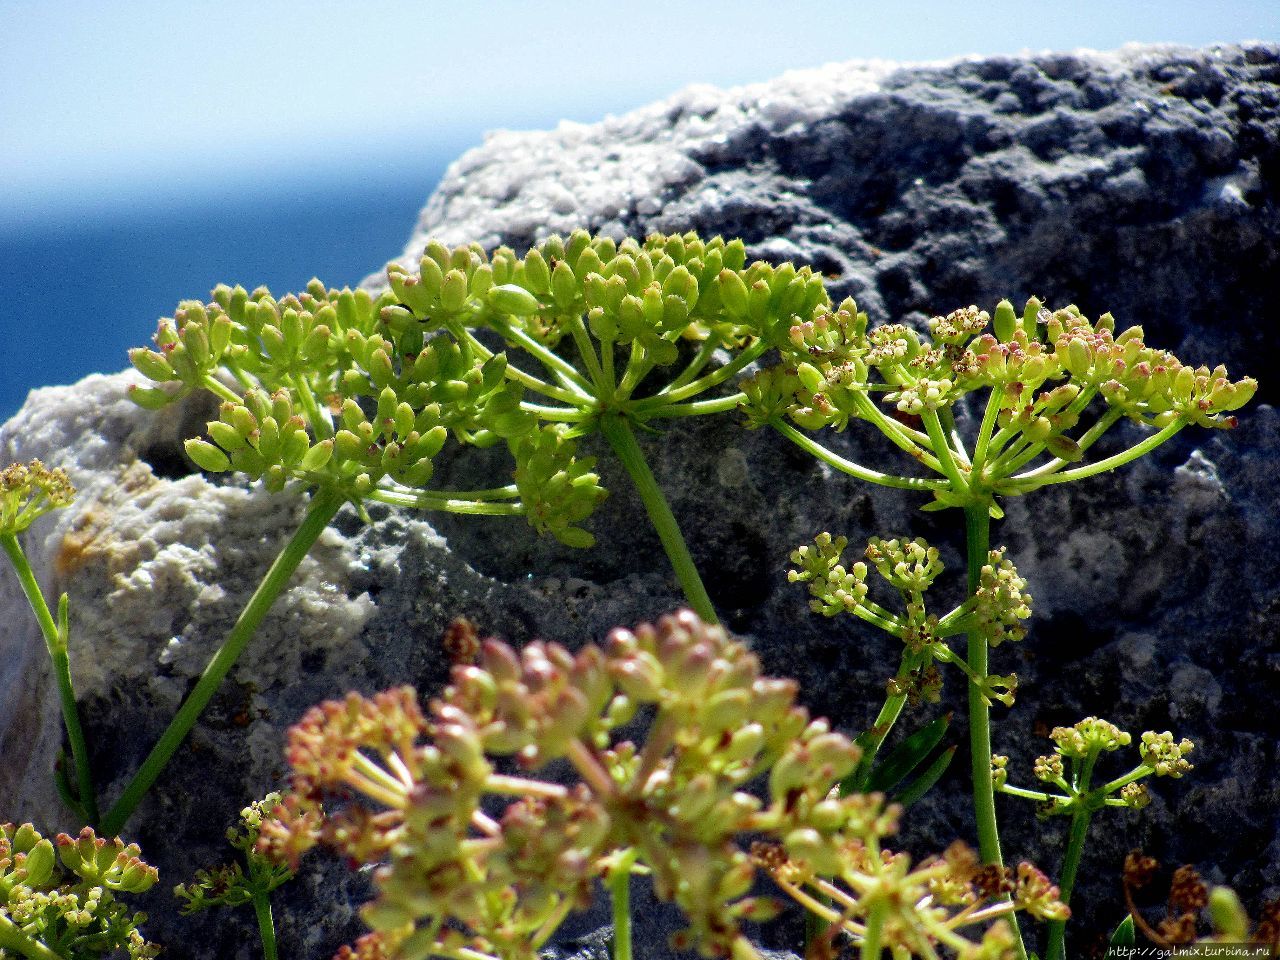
[993, 299, 1017, 342]
[185, 439, 231, 473]
[796, 362, 825, 394]
[21, 837, 55, 887]
[439, 269, 469, 312]
[129, 347, 175, 383]
[717, 270, 750, 318]
[206, 420, 246, 452]
[487, 284, 541, 316]
[1208, 886, 1249, 939]
[300, 439, 334, 472]
[747, 279, 772, 324]
[255, 416, 281, 462]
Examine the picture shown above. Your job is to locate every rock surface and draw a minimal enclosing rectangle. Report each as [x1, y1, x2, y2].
[3, 43, 1278, 958]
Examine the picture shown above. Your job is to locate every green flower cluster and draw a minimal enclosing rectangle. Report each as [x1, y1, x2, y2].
[174, 793, 294, 916]
[746, 296, 1257, 508]
[994, 716, 1195, 819]
[0, 824, 157, 960]
[259, 611, 1059, 960]
[127, 273, 603, 545]
[0, 461, 75, 536]
[753, 814, 1068, 957]
[788, 533, 1025, 708]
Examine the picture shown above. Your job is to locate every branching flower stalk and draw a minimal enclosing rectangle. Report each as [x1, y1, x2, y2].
[747, 297, 1256, 957]
[992, 718, 1196, 960]
[175, 793, 295, 960]
[0, 461, 97, 826]
[260, 611, 1058, 960]
[1121, 852, 1280, 948]
[789, 533, 1028, 777]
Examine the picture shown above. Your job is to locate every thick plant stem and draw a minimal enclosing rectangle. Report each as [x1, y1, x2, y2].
[1, 533, 98, 826]
[963, 504, 1026, 959]
[252, 890, 279, 960]
[0, 915, 63, 960]
[1046, 809, 1092, 960]
[102, 488, 346, 835]
[609, 849, 638, 960]
[600, 414, 717, 624]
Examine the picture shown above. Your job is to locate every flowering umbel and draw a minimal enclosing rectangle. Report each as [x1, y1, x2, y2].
[261, 611, 1063, 960]
[0, 460, 75, 536]
[995, 716, 1195, 819]
[788, 533, 1027, 707]
[0, 824, 158, 960]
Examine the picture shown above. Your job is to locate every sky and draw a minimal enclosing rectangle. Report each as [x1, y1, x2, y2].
[3, 0, 1276, 225]
[0, 1, 1276, 418]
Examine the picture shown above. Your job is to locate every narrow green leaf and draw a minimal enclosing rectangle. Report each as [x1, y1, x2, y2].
[894, 745, 957, 807]
[1109, 915, 1136, 947]
[865, 713, 952, 794]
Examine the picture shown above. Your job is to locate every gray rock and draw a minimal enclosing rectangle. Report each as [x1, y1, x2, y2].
[3, 42, 1278, 958]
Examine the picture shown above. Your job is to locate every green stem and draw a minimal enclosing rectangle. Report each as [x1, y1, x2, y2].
[1093, 765, 1149, 797]
[852, 393, 945, 473]
[600, 414, 717, 624]
[521, 401, 594, 421]
[663, 338, 719, 393]
[1011, 408, 1124, 481]
[1, 533, 98, 825]
[860, 899, 887, 959]
[200, 375, 244, 406]
[380, 483, 521, 502]
[973, 386, 1005, 476]
[252, 890, 279, 960]
[1007, 420, 1185, 490]
[488, 317, 595, 397]
[988, 436, 1045, 479]
[616, 343, 654, 399]
[0, 915, 64, 960]
[506, 363, 590, 406]
[631, 340, 768, 409]
[996, 783, 1062, 803]
[367, 489, 524, 515]
[922, 410, 969, 492]
[101, 487, 345, 835]
[453, 323, 590, 406]
[567, 315, 608, 395]
[638, 392, 745, 420]
[962, 505, 1026, 960]
[850, 601, 906, 638]
[600, 337, 618, 393]
[609, 849, 638, 960]
[771, 421, 948, 492]
[939, 407, 971, 467]
[852, 652, 921, 790]
[290, 373, 332, 440]
[1046, 806, 1093, 960]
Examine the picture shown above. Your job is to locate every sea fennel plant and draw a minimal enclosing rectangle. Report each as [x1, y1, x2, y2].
[743, 297, 1256, 956]
[68, 234, 1253, 956]
[111, 274, 609, 834]
[0, 461, 97, 826]
[380, 230, 827, 622]
[109, 230, 819, 833]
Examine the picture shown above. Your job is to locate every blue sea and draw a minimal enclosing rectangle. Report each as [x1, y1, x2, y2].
[0, 163, 447, 423]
